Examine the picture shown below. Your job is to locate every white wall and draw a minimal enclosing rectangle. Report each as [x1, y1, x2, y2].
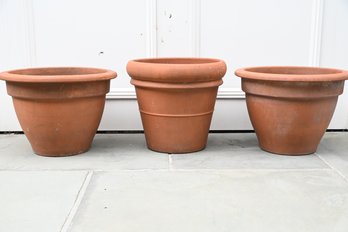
[0, 0, 347, 131]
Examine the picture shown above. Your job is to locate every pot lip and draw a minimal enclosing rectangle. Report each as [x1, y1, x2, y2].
[235, 66, 348, 82]
[127, 57, 227, 83]
[0, 67, 117, 83]
[129, 57, 224, 65]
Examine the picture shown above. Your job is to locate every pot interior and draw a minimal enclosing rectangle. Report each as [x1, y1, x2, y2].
[245, 67, 343, 76]
[133, 58, 221, 65]
[9, 67, 106, 76]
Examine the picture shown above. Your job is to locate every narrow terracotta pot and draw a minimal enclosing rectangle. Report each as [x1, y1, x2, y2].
[127, 58, 227, 154]
[235, 66, 348, 155]
[0, 67, 117, 157]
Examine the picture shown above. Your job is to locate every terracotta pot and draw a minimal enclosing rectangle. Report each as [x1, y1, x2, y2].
[235, 66, 348, 155]
[0, 67, 116, 157]
[127, 58, 226, 154]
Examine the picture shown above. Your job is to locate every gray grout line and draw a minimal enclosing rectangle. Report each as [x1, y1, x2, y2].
[0, 167, 333, 172]
[0, 169, 96, 172]
[0, 168, 170, 172]
[316, 152, 348, 183]
[141, 168, 332, 172]
[60, 170, 93, 232]
[34, 168, 333, 173]
[0, 169, 97, 172]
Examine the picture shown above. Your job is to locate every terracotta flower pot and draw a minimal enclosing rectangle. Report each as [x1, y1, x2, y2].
[0, 67, 117, 157]
[127, 58, 226, 154]
[235, 66, 348, 155]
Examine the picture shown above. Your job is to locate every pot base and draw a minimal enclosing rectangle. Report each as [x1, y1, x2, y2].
[141, 112, 212, 154]
[147, 146, 206, 154]
[33, 147, 91, 157]
[259, 146, 316, 156]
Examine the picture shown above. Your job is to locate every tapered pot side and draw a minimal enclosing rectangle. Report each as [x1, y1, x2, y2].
[127, 58, 227, 154]
[0, 67, 117, 157]
[235, 66, 348, 155]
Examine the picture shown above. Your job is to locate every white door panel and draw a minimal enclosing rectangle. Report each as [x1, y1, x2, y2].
[0, 0, 347, 131]
[320, 0, 348, 128]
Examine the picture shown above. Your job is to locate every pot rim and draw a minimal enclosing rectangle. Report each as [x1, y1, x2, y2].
[127, 57, 227, 83]
[130, 57, 223, 65]
[235, 66, 348, 82]
[0, 67, 117, 83]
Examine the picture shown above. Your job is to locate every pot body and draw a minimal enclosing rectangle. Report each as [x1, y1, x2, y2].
[242, 79, 344, 155]
[127, 58, 226, 154]
[132, 80, 221, 153]
[6, 81, 110, 156]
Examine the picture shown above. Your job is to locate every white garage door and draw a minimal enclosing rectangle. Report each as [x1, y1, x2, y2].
[0, 0, 348, 131]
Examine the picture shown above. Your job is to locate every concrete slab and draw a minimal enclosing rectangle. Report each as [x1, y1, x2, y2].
[0, 133, 332, 171]
[170, 133, 329, 170]
[69, 170, 348, 232]
[316, 132, 348, 179]
[0, 134, 169, 170]
[0, 171, 87, 232]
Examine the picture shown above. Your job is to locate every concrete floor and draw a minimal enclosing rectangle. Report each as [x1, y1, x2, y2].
[1, 132, 348, 232]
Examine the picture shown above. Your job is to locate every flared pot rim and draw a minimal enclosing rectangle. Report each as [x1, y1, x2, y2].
[130, 57, 223, 65]
[127, 57, 227, 83]
[235, 66, 348, 82]
[0, 67, 117, 83]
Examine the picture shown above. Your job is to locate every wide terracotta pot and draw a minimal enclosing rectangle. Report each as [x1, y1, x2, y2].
[127, 58, 227, 154]
[0, 67, 117, 157]
[235, 66, 348, 155]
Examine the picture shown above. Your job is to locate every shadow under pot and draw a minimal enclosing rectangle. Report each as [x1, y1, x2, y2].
[0, 67, 117, 157]
[127, 57, 227, 154]
[235, 66, 348, 155]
